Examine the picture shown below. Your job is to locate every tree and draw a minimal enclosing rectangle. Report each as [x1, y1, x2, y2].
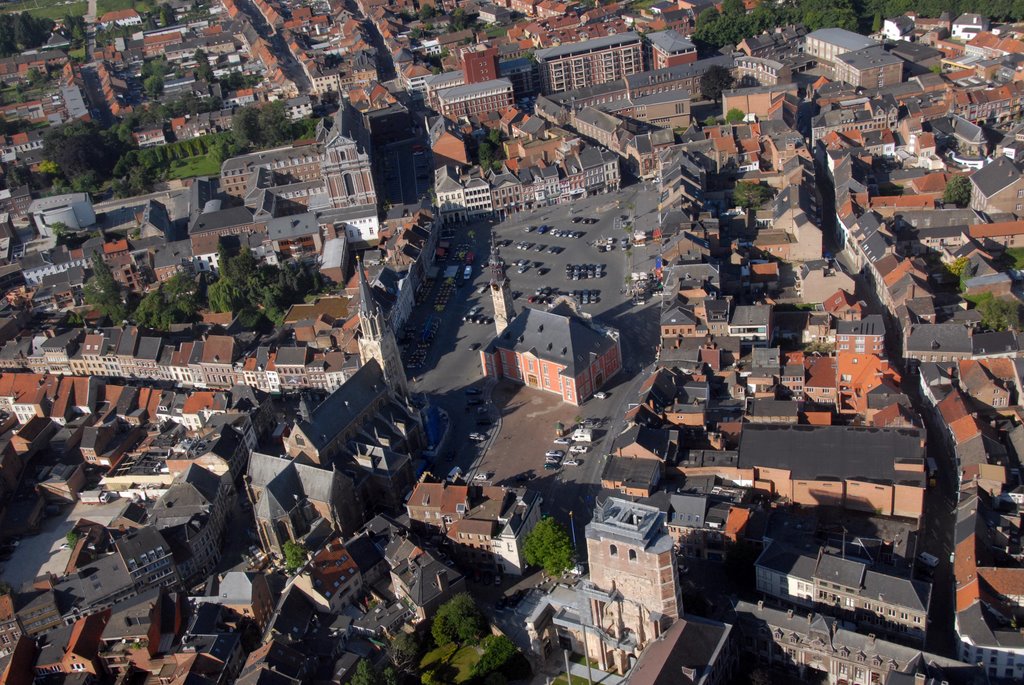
[387, 631, 421, 675]
[43, 121, 126, 187]
[66, 530, 80, 547]
[419, 4, 435, 19]
[194, 49, 214, 83]
[733, 181, 774, 209]
[50, 221, 70, 245]
[84, 254, 128, 322]
[144, 74, 165, 99]
[703, 115, 718, 127]
[947, 256, 970, 287]
[159, 3, 175, 26]
[283, 540, 307, 572]
[471, 635, 527, 679]
[350, 661, 381, 685]
[699, 64, 734, 102]
[523, 517, 574, 576]
[943, 174, 972, 208]
[725, 107, 745, 123]
[431, 593, 486, 646]
[978, 296, 1022, 332]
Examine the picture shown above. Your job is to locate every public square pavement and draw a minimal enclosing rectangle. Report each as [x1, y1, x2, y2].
[409, 184, 667, 539]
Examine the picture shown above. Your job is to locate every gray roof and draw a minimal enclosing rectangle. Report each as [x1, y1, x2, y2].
[738, 424, 926, 485]
[835, 45, 903, 70]
[646, 29, 695, 55]
[535, 31, 640, 61]
[293, 359, 390, 451]
[969, 156, 1023, 198]
[905, 323, 972, 354]
[756, 543, 818, 581]
[436, 78, 512, 103]
[267, 213, 319, 242]
[813, 553, 866, 589]
[805, 28, 878, 54]
[486, 303, 618, 376]
[585, 497, 672, 552]
[835, 314, 885, 336]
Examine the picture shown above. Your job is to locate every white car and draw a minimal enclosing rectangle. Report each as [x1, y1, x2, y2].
[469, 432, 487, 442]
[594, 391, 608, 399]
[553, 437, 571, 445]
[569, 445, 589, 454]
[474, 473, 490, 481]
[564, 459, 581, 466]
[545, 450, 565, 459]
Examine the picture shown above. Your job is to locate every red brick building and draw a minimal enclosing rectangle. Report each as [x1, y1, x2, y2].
[463, 47, 499, 84]
[480, 303, 621, 405]
[646, 30, 697, 69]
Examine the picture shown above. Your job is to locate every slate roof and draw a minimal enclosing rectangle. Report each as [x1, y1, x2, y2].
[485, 303, 618, 376]
[738, 424, 925, 485]
[970, 156, 1023, 198]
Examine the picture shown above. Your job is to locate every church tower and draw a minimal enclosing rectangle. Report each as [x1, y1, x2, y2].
[489, 240, 515, 336]
[356, 261, 408, 398]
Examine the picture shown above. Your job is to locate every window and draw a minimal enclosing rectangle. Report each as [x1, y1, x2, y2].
[628, 549, 637, 562]
[610, 544, 618, 556]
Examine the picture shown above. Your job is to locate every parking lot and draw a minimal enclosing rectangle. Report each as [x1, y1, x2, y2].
[408, 185, 666, 537]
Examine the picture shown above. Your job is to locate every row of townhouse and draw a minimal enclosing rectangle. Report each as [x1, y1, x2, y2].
[433, 146, 620, 224]
[0, 328, 361, 395]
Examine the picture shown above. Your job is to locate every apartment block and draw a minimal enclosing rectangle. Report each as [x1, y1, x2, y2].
[535, 32, 643, 94]
[436, 78, 514, 119]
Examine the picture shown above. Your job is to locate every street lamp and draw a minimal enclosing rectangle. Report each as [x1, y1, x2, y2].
[569, 510, 577, 550]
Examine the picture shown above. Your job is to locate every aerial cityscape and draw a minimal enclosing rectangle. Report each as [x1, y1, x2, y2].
[0, 0, 1022, 683]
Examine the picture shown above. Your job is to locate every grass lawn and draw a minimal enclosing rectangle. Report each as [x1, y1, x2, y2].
[552, 675, 591, 685]
[1005, 247, 1024, 269]
[1, 0, 87, 20]
[167, 154, 222, 180]
[420, 643, 481, 684]
[96, 0, 152, 15]
[962, 292, 993, 307]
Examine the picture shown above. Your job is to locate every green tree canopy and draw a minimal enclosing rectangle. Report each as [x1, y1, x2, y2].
[133, 274, 200, 330]
[943, 174, 972, 208]
[725, 107, 745, 123]
[977, 296, 1022, 332]
[283, 540, 307, 572]
[84, 253, 128, 323]
[523, 517, 574, 576]
[471, 635, 529, 680]
[733, 181, 774, 209]
[431, 593, 486, 646]
[699, 64, 734, 102]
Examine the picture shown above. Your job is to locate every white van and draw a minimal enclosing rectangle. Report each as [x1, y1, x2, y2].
[447, 467, 463, 482]
[571, 428, 593, 443]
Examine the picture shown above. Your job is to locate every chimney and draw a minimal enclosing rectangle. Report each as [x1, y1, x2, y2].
[436, 569, 449, 593]
[757, 600, 764, 610]
[913, 674, 926, 684]
[787, 609, 793, 619]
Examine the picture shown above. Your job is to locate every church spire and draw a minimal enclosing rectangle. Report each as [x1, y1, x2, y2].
[357, 258, 379, 319]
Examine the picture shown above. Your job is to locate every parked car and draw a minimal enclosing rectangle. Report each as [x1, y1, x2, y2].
[554, 437, 571, 445]
[545, 450, 565, 459]
[594, 391, 608, 399]
[564, 459, 581, 466]
[569, 445, 589, 454]
[469, 432, 487, 441]
[474, 472, 491, 481]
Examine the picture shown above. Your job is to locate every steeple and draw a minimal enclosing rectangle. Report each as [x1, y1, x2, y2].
[489, 237, 515, 336]
[356, 258, 408, 397]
